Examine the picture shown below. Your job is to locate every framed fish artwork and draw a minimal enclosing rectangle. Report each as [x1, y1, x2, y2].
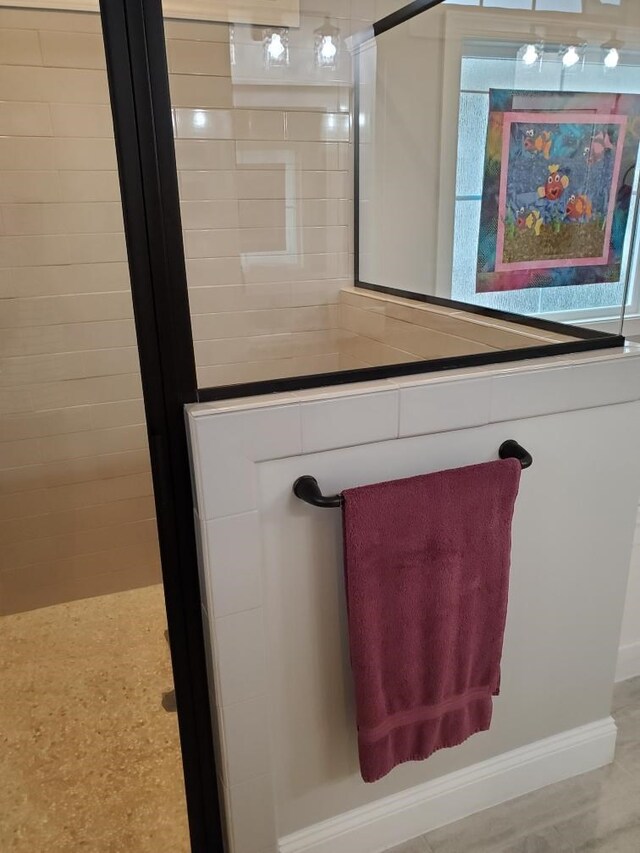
[476, 90, 640, 293]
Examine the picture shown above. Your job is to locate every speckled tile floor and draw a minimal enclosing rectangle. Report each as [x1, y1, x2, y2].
[0, 585, 190, 853]
[388, 678, 640, 853]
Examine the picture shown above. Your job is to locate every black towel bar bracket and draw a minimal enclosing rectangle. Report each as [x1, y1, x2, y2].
[293, 440, 532, 509]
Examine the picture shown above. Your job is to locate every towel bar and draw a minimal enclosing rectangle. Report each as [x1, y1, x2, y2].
[293, 440, 532, 508]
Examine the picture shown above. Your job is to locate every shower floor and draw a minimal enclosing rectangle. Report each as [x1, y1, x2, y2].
[0, 585, 190, 853]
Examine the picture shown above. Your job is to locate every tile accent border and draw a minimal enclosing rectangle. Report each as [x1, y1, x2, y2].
[185, 346, 640, 853]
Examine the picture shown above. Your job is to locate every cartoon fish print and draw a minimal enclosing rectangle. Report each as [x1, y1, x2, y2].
[515, 207, 543, 236]
[523, 128, 552, 159]
[525, 209, 544, 236]
[550, 131, 581, 160]
[515, 207, 528, 230]
[538, 164, 570, 201]
[584, 130, 614, 166]
[565, 194, 593, 222]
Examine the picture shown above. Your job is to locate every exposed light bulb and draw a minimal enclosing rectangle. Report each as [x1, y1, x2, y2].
[314, 17, 340, 69]
[604, 46, 619, 68]
[193, 110, 207, 128]
[267, 32, 285, 61]
[522, 44, 539, 66]
[320, 35, 337, 63]
[562, 45, 580, 68]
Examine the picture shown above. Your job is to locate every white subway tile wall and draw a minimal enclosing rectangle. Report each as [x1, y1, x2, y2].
[167, 5, 374, 387]
[0, 8, 160, 614]
[0, 3, 377, 612]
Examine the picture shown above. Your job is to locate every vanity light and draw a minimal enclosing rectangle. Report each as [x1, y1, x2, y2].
[561, 44, 582, 69]
[602, 39, 623, 70]
[521, 44, 540, 67]
[314, 17, 340, 70]
[263, 28, 289, 68]
[604, 47, 619, 68]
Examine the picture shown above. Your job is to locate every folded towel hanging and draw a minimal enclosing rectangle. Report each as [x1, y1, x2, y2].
[341, 455, 522, 782]
[293, 439, 532, 508]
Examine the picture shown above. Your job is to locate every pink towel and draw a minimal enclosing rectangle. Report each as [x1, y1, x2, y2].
[342, 459, 521, 783]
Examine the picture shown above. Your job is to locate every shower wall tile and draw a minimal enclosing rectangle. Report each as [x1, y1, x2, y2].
[57, 170, 121, 202]
[205, 513, 263, 618]
[39, 30, 105, 69]
[179, 169, 239, 200]
[49, 103, 116, 137]
[0, 10, 160, 615]
[300, 389, 399, 453]
[1, 3, 365, 610]
[232, 110, 286, 141]
[0, 101, 52, 136]
[167, 38, 230, 76]
[0, 8, 101, 32]
[174, 107, 234, 140]
[285, 111, 351, 142]
[0, 170, 61, 203]
[164, 19, 230, 42]
[169, 73, 233, 108]
[1, 201, 124, 236]
[0, 27, 42, 65]
[0, 65, 110, 103]
[1, 261, 131, 298]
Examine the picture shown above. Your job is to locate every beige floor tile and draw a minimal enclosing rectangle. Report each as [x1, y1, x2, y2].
[419, 680, 640, 853]
[612, 678, 640, 713]
[386, 838, 432, 853]
[495, 827, 567, 853]
[423, 761, 628, 853]
[552, 790, 640, 852]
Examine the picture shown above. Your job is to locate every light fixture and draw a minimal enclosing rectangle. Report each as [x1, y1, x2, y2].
[193, 110, 207, 129]
[521, 43, 541, 67]
[561, 44, 583, 69]
[602, 39, 623, 70]
[604, 47, 619, 68]
[263, 27, 289, 69]
[229, 24, 236, 67]
[314, 17, 340, 70]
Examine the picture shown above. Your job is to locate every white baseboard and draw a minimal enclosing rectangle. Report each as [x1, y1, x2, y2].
[279, 718, 617, 853]
[616, 641, 640, 683]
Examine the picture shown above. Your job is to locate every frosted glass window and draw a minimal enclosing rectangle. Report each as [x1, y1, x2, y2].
[483, 0, 532, 8]
[455, 93, 489, 197]
[535, 0, 581, 11]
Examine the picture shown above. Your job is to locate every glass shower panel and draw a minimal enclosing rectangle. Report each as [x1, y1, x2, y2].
[358, 1, 640, 330]
[163, 1, 367, 389]
[0, 6, 189, 850]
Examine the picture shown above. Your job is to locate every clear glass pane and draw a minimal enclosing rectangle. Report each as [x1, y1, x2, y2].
[163, 0, 639, 394]
[0, 5, 189, 850]
[359, 1, 640, 328]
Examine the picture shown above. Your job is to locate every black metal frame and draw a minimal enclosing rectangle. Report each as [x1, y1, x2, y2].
[99, 2, 223, 851]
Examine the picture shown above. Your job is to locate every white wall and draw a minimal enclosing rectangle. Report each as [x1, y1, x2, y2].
[618, 504, 640, 681]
